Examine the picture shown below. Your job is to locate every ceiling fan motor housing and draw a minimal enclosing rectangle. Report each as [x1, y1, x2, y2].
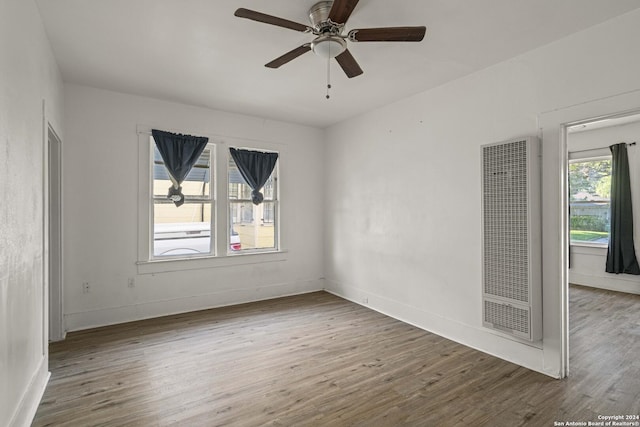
[308, 1, 335, 30]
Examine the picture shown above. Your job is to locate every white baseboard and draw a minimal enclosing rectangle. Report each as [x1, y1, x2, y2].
[65, 278, 324, 332]
[570, 272, 640, 295]
[49, 331, 67, 343]
[324, 278, 557, 379]
[569, 246, 640, 294]
[9, 356, 49, 427]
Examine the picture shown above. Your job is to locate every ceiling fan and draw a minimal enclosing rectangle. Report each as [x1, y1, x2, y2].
[234, 0, 426, 79]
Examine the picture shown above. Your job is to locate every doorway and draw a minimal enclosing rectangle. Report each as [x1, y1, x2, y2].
[48, 126, 64, 341]
[564, 111, 640, 376]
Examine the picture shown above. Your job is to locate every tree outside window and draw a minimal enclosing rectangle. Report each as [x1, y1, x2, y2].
[569, 157, 611, 245]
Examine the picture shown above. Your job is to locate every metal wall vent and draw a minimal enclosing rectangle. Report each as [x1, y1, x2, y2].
[484, 299, 530, 337]
[481, 138, 541, 342]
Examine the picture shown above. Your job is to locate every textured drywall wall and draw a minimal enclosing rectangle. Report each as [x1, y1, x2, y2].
[0, 0, 63, 425]
[324, 9, 640, 377]
[62, 84, 324, 331]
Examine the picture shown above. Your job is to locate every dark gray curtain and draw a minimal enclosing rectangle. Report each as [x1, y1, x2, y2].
[229, 148, 278, 205]
[606, 143, 640, 274]
[152, 129, 208, 207]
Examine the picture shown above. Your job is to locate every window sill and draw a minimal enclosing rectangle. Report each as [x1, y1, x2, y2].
[570, 243, 607, 256]
[570, 242, 608, 249]
[137, 249, 288, 275]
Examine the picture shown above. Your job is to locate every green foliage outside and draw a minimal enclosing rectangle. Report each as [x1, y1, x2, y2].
[570, 230, 609, 242]
[569, 158, 611, 200]
[569, 158, 611, 243]
[570, 215, 608, 232]
[595, 175, 611, 200]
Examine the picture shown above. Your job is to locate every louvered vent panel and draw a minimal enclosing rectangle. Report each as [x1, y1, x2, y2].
[482, 140, 529, 302]
[484, 299, 529, 336]
[481, 138, 541, 342]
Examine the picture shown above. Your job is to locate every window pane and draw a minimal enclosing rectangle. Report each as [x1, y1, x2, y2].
[153, 202, 212, 257]
[228, 156, 275, 201]
[229, 201, 276, 250]
[569, 158, 611, 244]
[154, 146, 211, 198]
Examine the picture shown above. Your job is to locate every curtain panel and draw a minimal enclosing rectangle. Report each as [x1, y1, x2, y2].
[152, 129, 209, 207]
[605, 142, 640, 275]
[229, 148, 278, 205]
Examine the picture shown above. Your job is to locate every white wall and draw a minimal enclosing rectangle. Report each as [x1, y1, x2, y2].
[568, 121, 640, 294]
[324, 9, 640, 377]
[62, 84, 324, 331]
[0, 0, 64, 425]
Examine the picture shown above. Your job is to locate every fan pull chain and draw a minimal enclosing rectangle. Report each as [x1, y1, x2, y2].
[326, 47, 331, 100]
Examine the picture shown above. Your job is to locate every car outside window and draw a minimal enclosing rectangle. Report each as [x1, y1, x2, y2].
[152, 144, 215, 258]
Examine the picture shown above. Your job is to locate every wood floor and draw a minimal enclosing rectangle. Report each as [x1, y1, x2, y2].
[34, 286, 640, 426]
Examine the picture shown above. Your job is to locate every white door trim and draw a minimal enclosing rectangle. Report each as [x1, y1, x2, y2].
[47, 124, 64, 342]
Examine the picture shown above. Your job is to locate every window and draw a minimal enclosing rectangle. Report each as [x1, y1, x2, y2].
[569, 156, 612, 245]
[152, 144, 214, 258]
[228, 152, 278, 252]
[139, 131, 284, 269]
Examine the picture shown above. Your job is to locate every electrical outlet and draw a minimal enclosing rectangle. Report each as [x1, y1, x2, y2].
[363, 297, 368, 304]
[128, 277, 135, 288]
[82, 282, 90, 293]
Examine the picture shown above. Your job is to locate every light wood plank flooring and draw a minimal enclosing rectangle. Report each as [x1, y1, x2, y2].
[34, 286, 639, 426]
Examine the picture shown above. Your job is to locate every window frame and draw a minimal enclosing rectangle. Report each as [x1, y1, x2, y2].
[227, 147, 280, 255]
[568, 154, 612, 248]
[136, 126, 287, 275]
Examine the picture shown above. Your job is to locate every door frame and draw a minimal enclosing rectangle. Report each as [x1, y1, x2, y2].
[46, 123, 64, 342]
[539, 89, 640, 378]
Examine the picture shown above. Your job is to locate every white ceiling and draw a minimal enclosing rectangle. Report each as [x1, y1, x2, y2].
[36, 0, 640, 128]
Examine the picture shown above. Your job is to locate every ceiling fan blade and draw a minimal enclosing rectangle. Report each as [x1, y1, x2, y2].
[328, 0, 360, 24]
[234, 8, 309, 32]
[265, 44, 311, 69]
[349, 26, 426, 42]
[335, 49, 363, 78]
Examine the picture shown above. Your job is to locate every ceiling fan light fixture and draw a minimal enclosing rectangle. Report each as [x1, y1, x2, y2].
[311, 36, 346, 59]
[235, 0, 426, 81]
